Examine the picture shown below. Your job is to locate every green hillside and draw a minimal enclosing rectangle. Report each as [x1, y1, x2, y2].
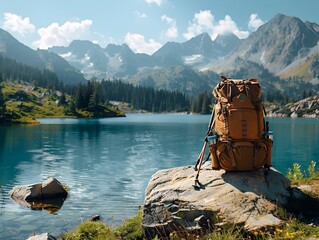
[1, 81, 125, 124]
[279, 54, 319, 80]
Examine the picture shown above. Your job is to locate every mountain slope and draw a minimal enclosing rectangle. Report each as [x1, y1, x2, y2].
[0, 28, 86, 85]
[37, 50, 86, 85]
[0, 28, 44, 68]
[214, 14, 319, 74]
[50, 40, 157, 79]
[153, 32, 240, 68]
[128, 65, 220, 96]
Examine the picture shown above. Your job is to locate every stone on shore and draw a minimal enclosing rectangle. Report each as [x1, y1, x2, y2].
[142, 163, 302, 239]
[9, 177, 68, 201]
[26, 233, 57, 240]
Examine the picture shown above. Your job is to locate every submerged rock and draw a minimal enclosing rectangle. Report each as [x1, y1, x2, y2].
[142, 163, 300, 239]
[10, 196, 65, 214]
[9, 177, 68, 201]
[8, 177, 68, 213]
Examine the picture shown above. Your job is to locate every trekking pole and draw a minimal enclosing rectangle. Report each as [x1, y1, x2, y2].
[206, 106, 216, 135]
[194, 140, 207, 185]
[194, 106, 215, 171]
[194, 105, 216, 187]
[195, 139, 207, 171]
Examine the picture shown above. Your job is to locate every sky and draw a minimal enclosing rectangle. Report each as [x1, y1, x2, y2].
[1, 0, 318, 55]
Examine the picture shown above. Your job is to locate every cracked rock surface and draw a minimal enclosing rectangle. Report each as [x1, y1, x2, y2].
[142, 163, 295, 239]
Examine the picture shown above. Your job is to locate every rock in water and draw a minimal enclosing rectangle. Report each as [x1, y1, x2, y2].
[9, 177, 68, 201]
[142, 163, 296, 239]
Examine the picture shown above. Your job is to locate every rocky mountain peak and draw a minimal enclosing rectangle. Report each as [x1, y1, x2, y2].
[230, 14, 319, 73]
[183, 32, 214, 57]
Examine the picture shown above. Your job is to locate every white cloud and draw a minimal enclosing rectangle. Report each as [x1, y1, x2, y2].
[194, 10, 214, 29]
[161, 14, 178, 39]
[145, 0, 163, 6]
[183, 10, 214, 40]
[183, 10, 249, 40]
[213, 15, 249, 39]
[2, 12, 35, 36]
[161, 15, 173, 24]
[248, 14, 264, 31]
[166, 26, 178, 39]
[33, 19, 92, 49]
[124, 33, 162, 55]
[135, 11, 147, 18]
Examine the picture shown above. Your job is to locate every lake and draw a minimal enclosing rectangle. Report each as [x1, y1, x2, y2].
[0, 114, 318, 239]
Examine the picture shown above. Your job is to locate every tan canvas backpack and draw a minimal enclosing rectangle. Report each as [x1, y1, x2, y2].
[207, 76, 273, 171]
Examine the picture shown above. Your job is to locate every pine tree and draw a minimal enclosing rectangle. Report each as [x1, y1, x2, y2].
[59, 92, 67, 105]
[0, 83, 6, 121]
[75, 84, 85, 109]
[89, 83, 101, 109]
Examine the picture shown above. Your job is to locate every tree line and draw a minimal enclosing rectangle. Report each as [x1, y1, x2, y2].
[0, 75, 6, 122]
[0, 55, 64, 90]
[1, 54, 317, 117]
[0, 55, 194, 113]
[72, 79, 191, 112]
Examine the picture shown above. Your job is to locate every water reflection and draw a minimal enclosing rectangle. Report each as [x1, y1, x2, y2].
[10, 197, 66, 214]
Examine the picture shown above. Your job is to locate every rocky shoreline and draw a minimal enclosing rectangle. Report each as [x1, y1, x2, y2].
[8, 164, 319, 240]
[266, 95, 319, 118]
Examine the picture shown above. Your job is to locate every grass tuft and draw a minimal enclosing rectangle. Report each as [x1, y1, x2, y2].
[113, 211, 144, 240]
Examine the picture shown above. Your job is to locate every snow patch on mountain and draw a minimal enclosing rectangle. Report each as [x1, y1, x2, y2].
[184, 54, 203, 64]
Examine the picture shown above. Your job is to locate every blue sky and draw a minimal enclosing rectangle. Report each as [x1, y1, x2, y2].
[1, 0, 318, 55]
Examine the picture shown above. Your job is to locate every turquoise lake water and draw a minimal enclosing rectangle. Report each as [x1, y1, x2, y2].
[0, 114, 318, 239]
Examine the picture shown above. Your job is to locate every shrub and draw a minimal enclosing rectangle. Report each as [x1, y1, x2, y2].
[60, 221, 115, 240]
[287, 163, 304, 183]
[308, 160, 316, 178]
[113, 211, 143, 240]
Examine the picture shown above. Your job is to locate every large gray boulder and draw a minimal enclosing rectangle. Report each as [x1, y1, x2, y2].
[142, 163, 299, 239]
[9, 177, 68, 201]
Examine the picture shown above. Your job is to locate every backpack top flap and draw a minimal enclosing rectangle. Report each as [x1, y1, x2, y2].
[213, 78, 261, 103]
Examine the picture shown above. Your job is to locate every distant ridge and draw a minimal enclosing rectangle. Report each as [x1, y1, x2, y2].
[1, 13, 319, 96]
[0, 28, 86, 85]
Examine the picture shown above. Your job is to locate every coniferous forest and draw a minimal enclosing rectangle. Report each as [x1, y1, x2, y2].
[1, 54, 317, 121]
[0, 55, 197, 118]
[0, 55, 63, 90]
[73, 79, 191, 112]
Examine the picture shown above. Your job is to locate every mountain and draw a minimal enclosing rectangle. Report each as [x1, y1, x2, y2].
[153, 32, 241, 69]
[49, 40, 157, 79]
[152, 42, 184, 66]
[0, 28, 86, 85]
[213, 14, 319, 76]
[49, 32, 241, 81]
[214, 33, 241, 57]
[0, 28, 44, 68]
[13, 13, 317, 98]
[47, 13, 319, 97]
[128, 65, 220, 96]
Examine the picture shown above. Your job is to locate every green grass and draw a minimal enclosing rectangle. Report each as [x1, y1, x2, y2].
[113, 211, 143, 240]
[60, 221, 115, 240]
[279, 56, 313, 80]
[59, 211, 143, 240]
[2, 81, 124, 123]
